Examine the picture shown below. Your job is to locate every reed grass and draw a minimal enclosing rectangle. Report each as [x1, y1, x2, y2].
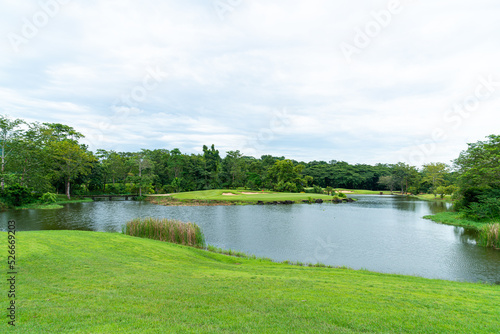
[478, 223, 500, 249]
[124, 217, 205, 247]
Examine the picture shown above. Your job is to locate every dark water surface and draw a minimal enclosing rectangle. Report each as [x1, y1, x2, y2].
[2, 195, 499, 283]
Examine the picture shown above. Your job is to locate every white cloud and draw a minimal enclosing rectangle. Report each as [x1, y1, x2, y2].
[1, 0, 500, 165]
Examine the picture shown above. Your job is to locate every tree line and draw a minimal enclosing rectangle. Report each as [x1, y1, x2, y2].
[1, 115, 498, 221]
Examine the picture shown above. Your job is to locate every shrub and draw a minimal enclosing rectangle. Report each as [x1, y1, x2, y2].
[41, 192, 58, 204]
[338, 192, 347, 198]
[463, 197, 500, 221]
[123, 217, 205, 248]
[0, 184, 35, 207]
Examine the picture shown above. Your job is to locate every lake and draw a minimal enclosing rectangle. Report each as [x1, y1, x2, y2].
[2, 195, 499, 284]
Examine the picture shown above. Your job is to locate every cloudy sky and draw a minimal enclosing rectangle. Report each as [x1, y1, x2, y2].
[1, 0, 499, 165]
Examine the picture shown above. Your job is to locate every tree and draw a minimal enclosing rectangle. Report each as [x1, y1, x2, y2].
[325, 186, 334, 195]
[454, 135, 500, 190]
[223, 150, 244, 188]
[0, 116, 24, 190]
[378, 175, 396, 193]
[391, 163, 419, 194]
[267, 159, 306, 192]
[422, 162, 448, 196]
[128, 153, 155, 196]
[202, 145, 221, 189]
[49, 140, 96, 199]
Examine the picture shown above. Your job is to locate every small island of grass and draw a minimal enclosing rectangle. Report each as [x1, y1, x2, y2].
[147, 189, 356, 206]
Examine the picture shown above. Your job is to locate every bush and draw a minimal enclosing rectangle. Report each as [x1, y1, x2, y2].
[41, 192, 58, 203]
[338, 192, 347, 198]
[463, 197, 500, 221]
[0, 184, 35, 207]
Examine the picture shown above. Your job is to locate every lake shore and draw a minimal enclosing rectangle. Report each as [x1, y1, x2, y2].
[423, 211, 494, 230]
[10, 230, 500, 333]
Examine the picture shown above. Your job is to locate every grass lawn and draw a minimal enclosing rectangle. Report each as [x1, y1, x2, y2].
[335, 189, 393, 195]
[149, 189, 341, 205]
[6, 231, 500, 333]
[424, 211, 494, 230]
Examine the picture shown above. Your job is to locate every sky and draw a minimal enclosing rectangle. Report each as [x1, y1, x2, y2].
[1, 0, 499, 166]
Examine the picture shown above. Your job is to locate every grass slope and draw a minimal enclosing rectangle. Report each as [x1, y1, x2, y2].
[6, 231, 500, 333]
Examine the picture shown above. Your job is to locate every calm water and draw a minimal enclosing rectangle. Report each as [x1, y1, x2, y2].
[2, 195, 499, 284]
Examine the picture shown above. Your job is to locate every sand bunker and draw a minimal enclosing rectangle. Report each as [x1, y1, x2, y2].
[241, 192, 261, 195]
[338, 191, 354, 194]
[222, 193, 236, 196]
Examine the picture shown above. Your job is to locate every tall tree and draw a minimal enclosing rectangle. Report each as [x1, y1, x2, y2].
[0, 116, 24, 190]
[223, 150, 244, 188]
[202, 144, 221, 189]
[422, 162, 448, 193]
[49, 140, 96, 199]
[454, 135, 500, 190]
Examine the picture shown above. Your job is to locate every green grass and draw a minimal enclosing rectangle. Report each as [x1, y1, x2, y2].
[335, 188, 393, 195]
[149, 189, 344, 204]
[6, 231, 500, 333]
[424, 212, 494, 230]
[413, 194, 454, 202]
[124, 217, 205, 247]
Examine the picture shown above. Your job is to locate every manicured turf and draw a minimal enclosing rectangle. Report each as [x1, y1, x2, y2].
[150, 189, 341, 204]
[6, 231, 500, 333]
[335, 188, 393, 195]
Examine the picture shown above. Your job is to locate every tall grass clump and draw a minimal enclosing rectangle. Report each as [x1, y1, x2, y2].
[124, 217, 205, 247]
[478, 223, 500, 249]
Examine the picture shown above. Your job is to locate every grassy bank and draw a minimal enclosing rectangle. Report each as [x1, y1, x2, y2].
[6, 231, 499, 333]
[148, 189, 348, 205]
[423, 212, 493, 230]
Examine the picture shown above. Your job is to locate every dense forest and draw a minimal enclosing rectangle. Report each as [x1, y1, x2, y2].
[1, 115, 498, 222]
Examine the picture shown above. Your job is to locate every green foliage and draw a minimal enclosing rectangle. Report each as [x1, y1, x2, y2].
[455, 134, 500, 190]
[41, 192, 58, 203]
[407, 186, 418, 195]
[462, 196, 500, 221]
[106, 183, 127, 194]
[0, 184, 35, 207]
